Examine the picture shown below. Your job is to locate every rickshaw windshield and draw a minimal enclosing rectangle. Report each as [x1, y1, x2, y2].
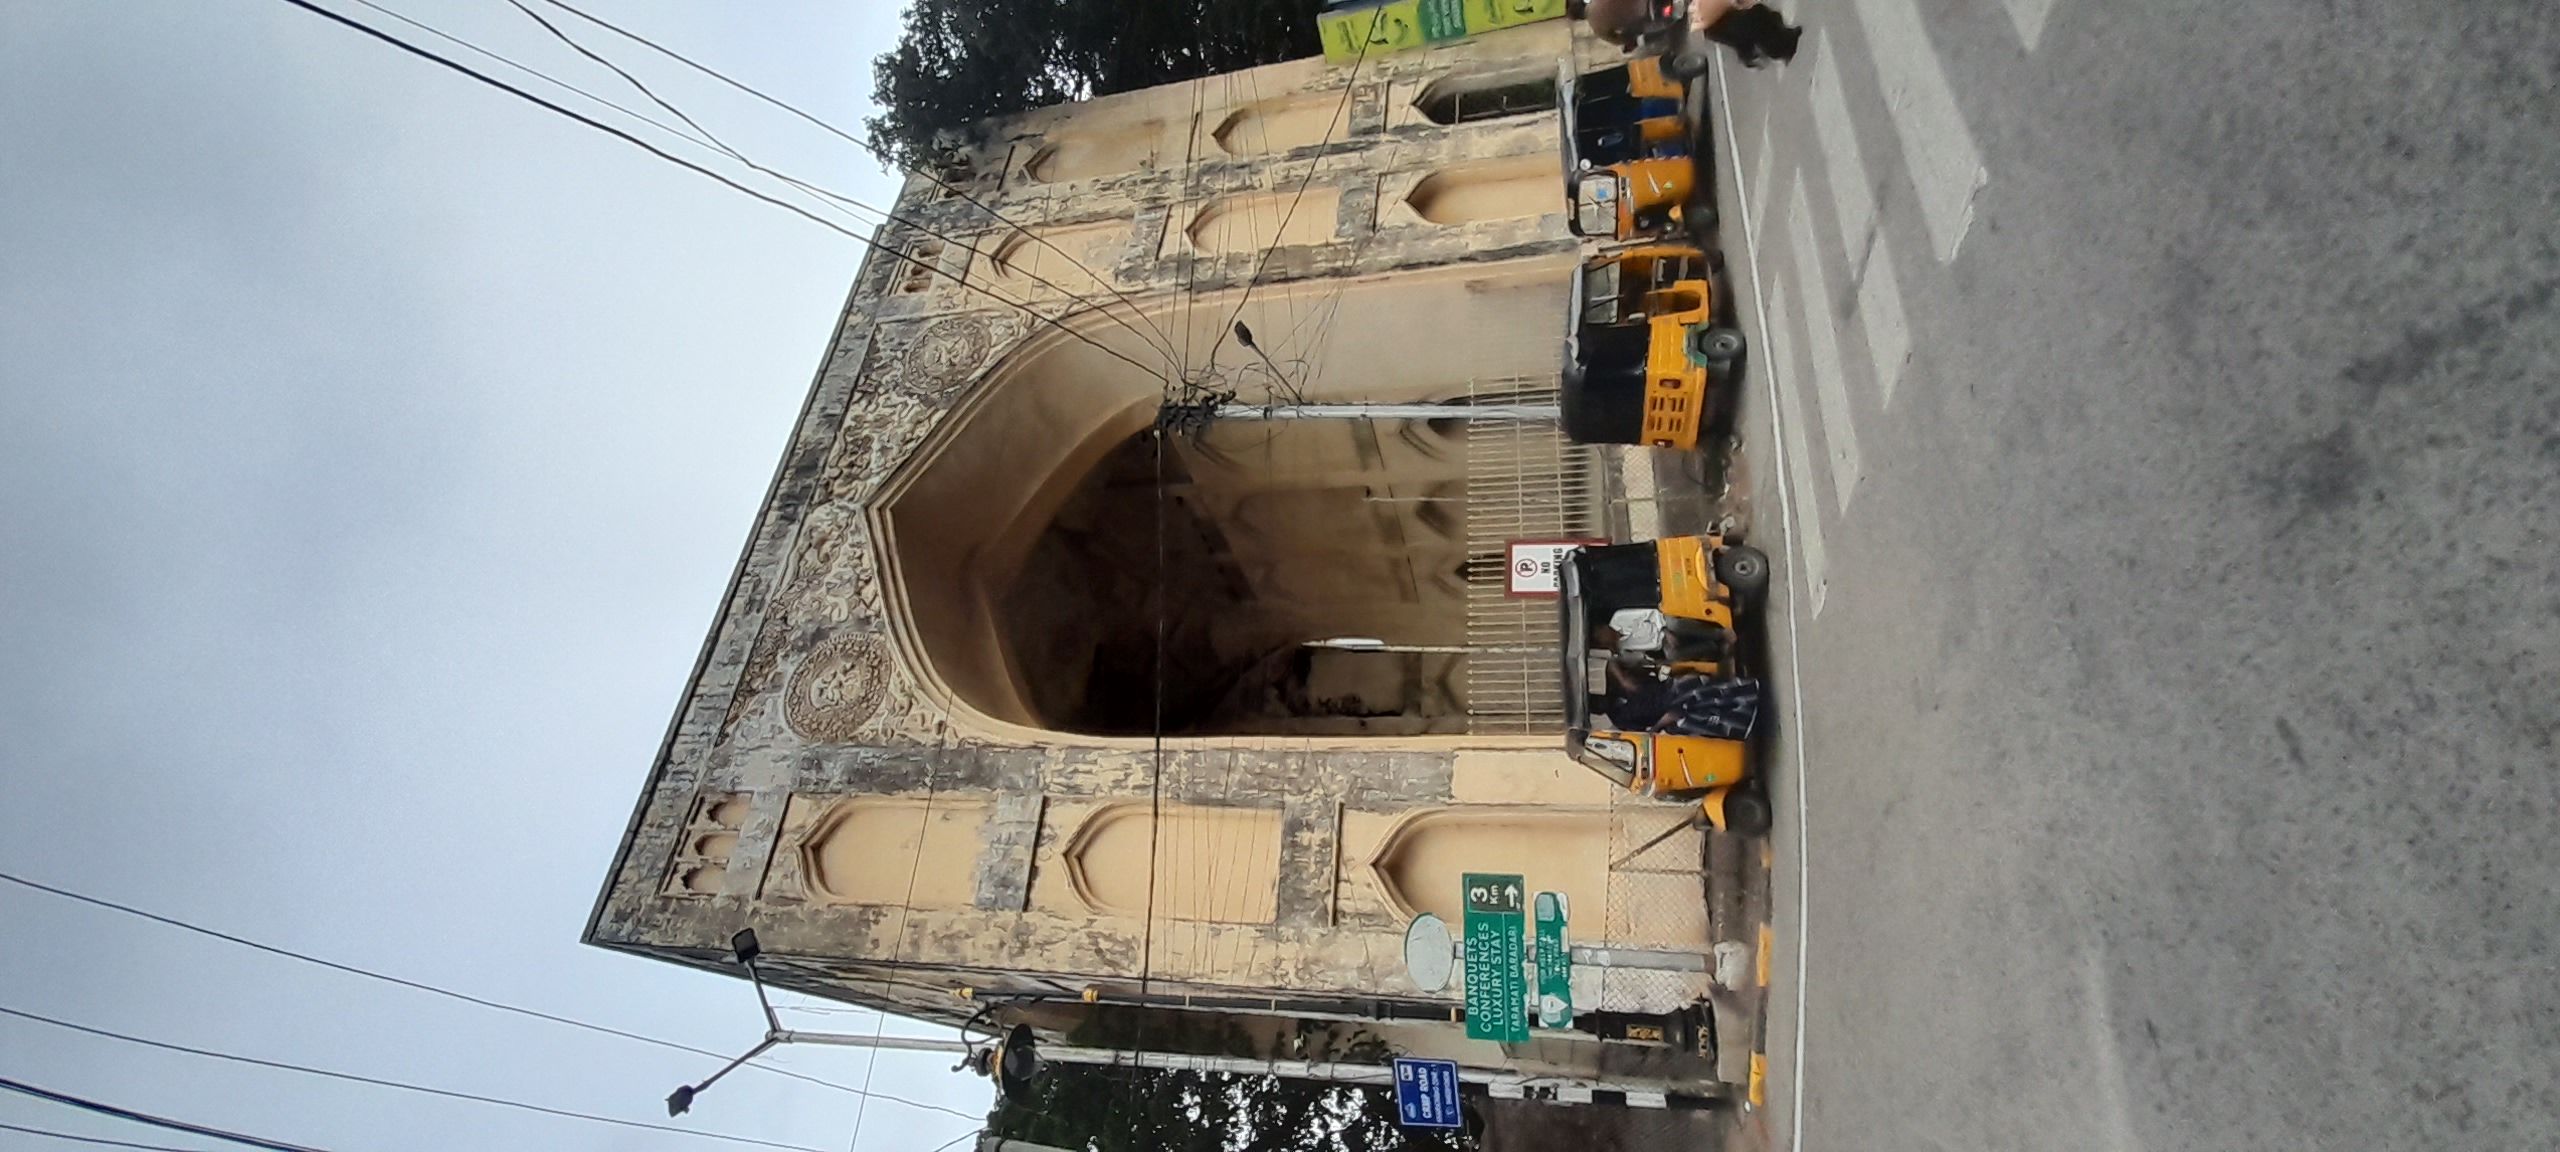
[1555, 62, 1580, 199]
[1561, 558, 1641, 788]
[1562, 556, 1592, 729]
[1581, 260, 1622, 326]
[1574, 177, 1618, 236]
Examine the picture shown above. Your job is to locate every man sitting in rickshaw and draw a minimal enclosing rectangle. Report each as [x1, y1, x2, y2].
[1589, 617, 1760, 740]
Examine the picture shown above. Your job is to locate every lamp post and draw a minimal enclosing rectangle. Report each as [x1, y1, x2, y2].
[666, 929, 986, 1116]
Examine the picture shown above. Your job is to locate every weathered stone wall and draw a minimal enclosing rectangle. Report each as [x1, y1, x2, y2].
[587, 22, 1716, 1085]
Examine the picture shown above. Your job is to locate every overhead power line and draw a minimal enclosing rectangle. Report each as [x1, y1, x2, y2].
[0, 1119, 214, 1152]
[339, 0, 722, 153]
[493, 0, 1185, 363]
[269, 0, 1173, 384]
[0, 1004, 828, 1152]
[0, 870, 972, 1121]
[0, 1078, 336, 1152]
[1208, 27, 1378, 372]
[524, 0, 1177, 357]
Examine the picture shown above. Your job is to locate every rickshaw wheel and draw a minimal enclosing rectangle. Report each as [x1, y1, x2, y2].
[1724, 789, 1773, 836]
[1715, 544, 1771, 599]
[1694, 326, 1746, 365]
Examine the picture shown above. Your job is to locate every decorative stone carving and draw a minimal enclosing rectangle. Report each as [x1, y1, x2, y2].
[786, 510, 873, 619]
[817, 429, 878, 506]
[785, 636, 895, 743]
[721, 617, 790, 745]
[897, 315, 994, 402]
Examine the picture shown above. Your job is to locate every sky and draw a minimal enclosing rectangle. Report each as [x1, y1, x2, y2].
[0, 2, 997, 1150]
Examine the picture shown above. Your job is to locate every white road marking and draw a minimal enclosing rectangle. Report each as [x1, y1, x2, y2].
[1764, 273, 1830, 617]
[1852, 0, 1989, 262]
[1784, 179, 1864, 513]
[2001, 0, 2057, 52]
[1749, 103, 1776, 230]
[1809, 33, 1877, 261]
[2083, 947, 2147, 1152]
[1713, 57, 1820, 1152]
[1808, 33, 1913, 405]
[1860, 232, 1912, 405]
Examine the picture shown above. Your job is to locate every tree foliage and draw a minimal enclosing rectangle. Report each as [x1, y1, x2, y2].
[989, 1063, 1470, 1152]
[866, 0, 1323, 171]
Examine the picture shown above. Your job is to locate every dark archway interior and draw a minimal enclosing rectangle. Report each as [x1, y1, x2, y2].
[996, 423, 1474, 736]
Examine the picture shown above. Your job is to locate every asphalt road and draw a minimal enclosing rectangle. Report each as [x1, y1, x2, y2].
[1706, 2, 2560, 1148]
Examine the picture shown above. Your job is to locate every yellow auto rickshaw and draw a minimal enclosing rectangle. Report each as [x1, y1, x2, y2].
[1559, 60, 1713, 242]
[1561, 243, 1746, 450]
[1561, 534, 1772, 834]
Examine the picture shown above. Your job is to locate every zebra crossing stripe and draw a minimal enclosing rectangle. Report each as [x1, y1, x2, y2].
[1851, 0, 1988, 262]
[1809, 35, 1878, 265]
[1784, 178, 1864, 515]
[1857, 235, 1912, 405]
[1808, 32, 1912, 405]
[1762, 261, 1829, 618]
[1749, 103, 1776, 234]
[1999, 0, 2057, 52]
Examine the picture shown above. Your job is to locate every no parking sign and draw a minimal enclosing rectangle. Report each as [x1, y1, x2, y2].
[1503, 539, 1605, 597]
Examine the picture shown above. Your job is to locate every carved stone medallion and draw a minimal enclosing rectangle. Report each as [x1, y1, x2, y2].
[784, 636, 894, 743]
[898, 315, 993, 402]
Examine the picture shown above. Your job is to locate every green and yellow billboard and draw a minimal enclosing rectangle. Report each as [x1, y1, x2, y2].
[1317, 0, 1568, 65]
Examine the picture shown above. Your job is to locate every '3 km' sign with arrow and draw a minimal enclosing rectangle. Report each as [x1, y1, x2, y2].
[1461, 873, 1530, 1043]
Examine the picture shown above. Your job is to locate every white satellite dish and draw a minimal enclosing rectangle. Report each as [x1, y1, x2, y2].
[1404, 913, 1454, 992]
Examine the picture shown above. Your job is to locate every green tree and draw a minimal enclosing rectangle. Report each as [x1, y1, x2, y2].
[865, 0, 1323, 171]
[989, 1063, 1469, 1152]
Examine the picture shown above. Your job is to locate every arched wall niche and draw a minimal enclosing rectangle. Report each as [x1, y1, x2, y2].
[1182, 189, 1345, 255]
[1208, 92, 1354, 156]
[873, 254, 1578, 744]
[1064, 803, 1285, 923]
[1366, 806, 1613, 926]
[986, 221, 1133, 297]
[1025, 120, 1165, 183]
[1403, 155, 1559, 226]
[798, 794, 990, 909]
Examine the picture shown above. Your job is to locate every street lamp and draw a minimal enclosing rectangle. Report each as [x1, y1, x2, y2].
[666, 928, 987, 1116]
[665, 930, 785, 1116]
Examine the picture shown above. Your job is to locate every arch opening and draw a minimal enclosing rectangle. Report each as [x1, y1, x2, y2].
[882, 258, 1577, 739]
[1413, 71, 1559, 126]
[999, 417, 1471, 735]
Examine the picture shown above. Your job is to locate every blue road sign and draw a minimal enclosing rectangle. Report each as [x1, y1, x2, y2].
[1391, 1057, 1464, 1129]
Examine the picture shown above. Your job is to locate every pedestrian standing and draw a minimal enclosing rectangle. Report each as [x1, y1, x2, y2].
[1705, 0, 1803, 67]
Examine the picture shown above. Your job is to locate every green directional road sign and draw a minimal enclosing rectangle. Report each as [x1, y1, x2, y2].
[1462, 873, 1529, 1043]
[1534, 891, 1572, 1029]
[1415, 0, 1470, 42]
